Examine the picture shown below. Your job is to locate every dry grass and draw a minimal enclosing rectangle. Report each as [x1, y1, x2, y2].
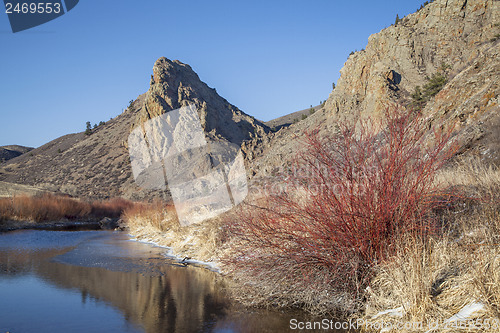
[122, 201, 227, 262]
[122, 201, 179, 232]
[362, 158, 500, 332]
[436, 157, 500, 202]
[221, 107, 457, 315]
[0, 193, 133, 223]
[114, 154, 499, 332]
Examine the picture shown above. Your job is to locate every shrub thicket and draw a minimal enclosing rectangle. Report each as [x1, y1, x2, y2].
[411, 69, 448, 109]
[224, 106, 457, 314]
[0, 193, 133, 222]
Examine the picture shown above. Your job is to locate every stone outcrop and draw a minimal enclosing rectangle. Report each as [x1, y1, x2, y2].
[138, 58, 268, 144]
[0, 59, 267, 200]
[250, 0, 500, 176]
[325, 0, 498, 118]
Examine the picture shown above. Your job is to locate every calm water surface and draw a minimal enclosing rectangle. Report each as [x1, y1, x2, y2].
[0, 230, 347, 333]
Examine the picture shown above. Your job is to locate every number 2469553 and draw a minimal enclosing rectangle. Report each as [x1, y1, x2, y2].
[5, 2, 62, 14]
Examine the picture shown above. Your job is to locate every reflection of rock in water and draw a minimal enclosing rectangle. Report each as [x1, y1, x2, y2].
[0, 232, 329, 333]
[34, 260, 227, 333]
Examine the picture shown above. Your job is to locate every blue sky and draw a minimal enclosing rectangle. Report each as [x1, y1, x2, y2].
[0, 0, 425, 148]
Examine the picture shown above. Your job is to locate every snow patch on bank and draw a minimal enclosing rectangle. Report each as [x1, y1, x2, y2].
[373, 302, 485, 333]
[127, 234, 220, 272]
[372, 306, 405, 319]
[444, 302, 484, 323]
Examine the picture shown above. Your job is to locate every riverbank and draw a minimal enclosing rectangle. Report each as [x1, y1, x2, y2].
[0, 219, 100, 232]
[122, 201, 226, 264]
[0, 193, 132, 232]
[0, 217, 121, 232]
[0, 193, 132, 222]
[359, 159, 500, 331]
[121, 157, 500, 331]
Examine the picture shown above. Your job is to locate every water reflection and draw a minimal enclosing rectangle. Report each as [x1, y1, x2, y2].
[0, 230, 347, 333]
[37, 258, 227, 332]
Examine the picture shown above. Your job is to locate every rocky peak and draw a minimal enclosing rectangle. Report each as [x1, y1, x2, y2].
[139, 57, 268, 145]
[0, 57, 271, 200]
[325, 0, 498, 118]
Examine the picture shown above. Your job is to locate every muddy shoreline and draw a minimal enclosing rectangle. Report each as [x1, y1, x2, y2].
[0, 218, 120, 232]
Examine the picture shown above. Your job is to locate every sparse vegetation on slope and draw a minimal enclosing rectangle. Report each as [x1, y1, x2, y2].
[85, 121, 92, 135]
[411, 67, 449, 110]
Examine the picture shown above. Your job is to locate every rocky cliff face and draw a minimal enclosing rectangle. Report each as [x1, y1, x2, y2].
[326, 0, 498, 117]
[138, 57, 268, 144]
[250, 0, 499, 176]
[0, 59, 267, 200]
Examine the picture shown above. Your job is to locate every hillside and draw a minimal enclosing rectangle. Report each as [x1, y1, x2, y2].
[0, 145, 33, 163]
[0, 59, 267, 200]
[248, 0, 499, 177]
[264, 104, 322, 129]
[0, 180, 44, 198]
[0, 0, 498, 200]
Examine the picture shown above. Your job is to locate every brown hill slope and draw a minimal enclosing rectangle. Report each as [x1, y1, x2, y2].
[0, 145, 33, 163]
[264, 104, 322, 129]
[0, 59, 267, 200]
[0, 100, 144, 199]
[248, 0, 499, 177]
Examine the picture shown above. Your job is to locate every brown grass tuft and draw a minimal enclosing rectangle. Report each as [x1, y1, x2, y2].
[362, 159, 500, 331]
[122, 201, 226, 262]
[122, 200, 179, 232]
[0, 193, 134, 223]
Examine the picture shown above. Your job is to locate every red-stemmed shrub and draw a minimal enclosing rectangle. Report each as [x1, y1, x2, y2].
[224, 106, 458, 313]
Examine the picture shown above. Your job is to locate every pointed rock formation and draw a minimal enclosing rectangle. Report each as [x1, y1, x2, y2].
[0, 58, 267, 200]
[138, 57, 268, 144]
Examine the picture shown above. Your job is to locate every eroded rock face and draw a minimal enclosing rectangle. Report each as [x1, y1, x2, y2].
[138, 58, 268, 145]
[326, 0, 498, 116]
[250, 0, 499, 177]
[426, 42, 500, 164]
[0, 58, 268, 200]
[131, 58, 270, 203]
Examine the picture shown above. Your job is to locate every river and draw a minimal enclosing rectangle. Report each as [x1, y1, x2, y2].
[0, 229, 348, 333]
